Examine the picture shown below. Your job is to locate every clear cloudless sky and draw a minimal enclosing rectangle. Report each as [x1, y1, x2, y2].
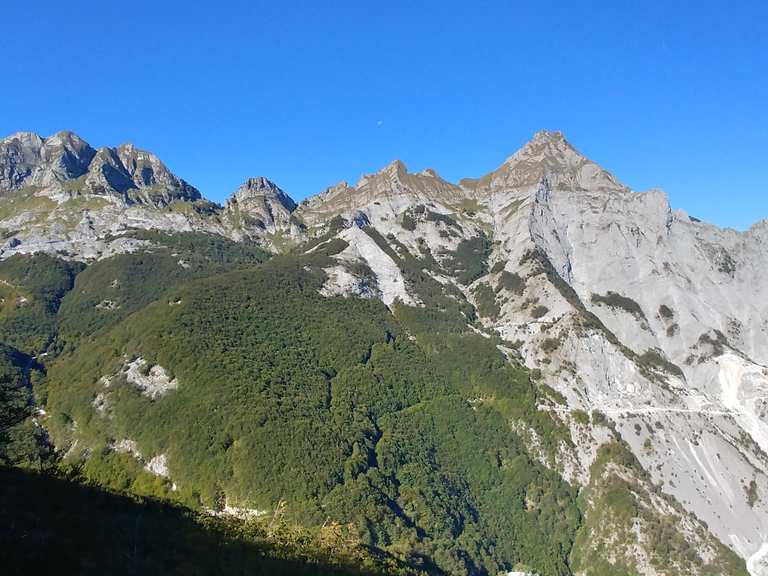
[2, 1, 766, 229]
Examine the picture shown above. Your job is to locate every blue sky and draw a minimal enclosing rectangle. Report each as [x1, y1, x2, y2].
[2, 1, 766, 229]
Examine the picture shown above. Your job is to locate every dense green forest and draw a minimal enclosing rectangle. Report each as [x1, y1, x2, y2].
[0, 230, 750, 575]
[41, 251, 579, 574]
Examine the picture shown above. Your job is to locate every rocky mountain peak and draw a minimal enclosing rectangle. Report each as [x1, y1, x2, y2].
[84, 142, 201, 205]
[0, 132, 47, 194]
[528, 128, 568, 146]
[238, 176, 282, 194]
[223, 177, 298, 237]
[0, 130, 97, 194]
[39, 131, 96, 183]
[463, 130, 628, 195]
[0, 131, 44, 149]
[381, 159, 408, 177]
[228, 177, 297, 213]
[358, 158, 456, 193]
[0, 130, 202, 206]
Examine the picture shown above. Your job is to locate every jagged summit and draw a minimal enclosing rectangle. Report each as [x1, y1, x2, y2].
[380, 159, 408, 175]
[227, 176, 297, 212]
[296, 157, 465, 227]
[0, 130, 201, 206]
[529, 128, 568, 144]
[505, 129, 583, 165]
[0, 131, 44, 146]
[239, 176, 282, 191]
[461, 129, 628, 195]
[224, 176, 297, 236]
[359, 158, 453, 191]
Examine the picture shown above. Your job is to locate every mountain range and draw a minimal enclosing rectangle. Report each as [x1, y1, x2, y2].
[1, 128, 766, 576]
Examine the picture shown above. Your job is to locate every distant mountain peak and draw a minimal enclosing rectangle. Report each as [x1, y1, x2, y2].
[0, 131, 44, 147]
[531, 128, 567, 143]
[460, 129, 627, 195]
[0, 130, 201, 205]
[505, 129, 576, 165]
[228, 177, 297, 213]
[238, 176, 283, 193]
[381, 159, 407, 175]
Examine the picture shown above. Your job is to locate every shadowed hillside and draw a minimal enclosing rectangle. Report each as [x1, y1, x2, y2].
[0, 465, 419, 576]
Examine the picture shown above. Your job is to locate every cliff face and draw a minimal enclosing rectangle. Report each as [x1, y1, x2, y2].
[1, 128, 766, 573]
[290, 130, 768, 573]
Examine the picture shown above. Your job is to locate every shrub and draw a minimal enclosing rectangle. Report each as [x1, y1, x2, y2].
[401, 213, 417, 231]
[591, 291, 647, 322]
[541, 336, 563, 353]
[472, 283, 500, 319]
[637, 348, 684, 378]
[746, 479, 759, 507]
[531, 305, 549, 319]
[425, 210, 460, 230]
[496, 271, 525, 295]
[571, 409, 589, 426]
[658, 304, 674, 320]
[442, 235, 492, 285]
[490, 261, 505, 274]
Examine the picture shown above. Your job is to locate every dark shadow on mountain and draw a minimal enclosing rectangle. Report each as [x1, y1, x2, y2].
[0, 466, 389, 576]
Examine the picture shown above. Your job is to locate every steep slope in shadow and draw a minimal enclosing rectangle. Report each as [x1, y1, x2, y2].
[0, 466, 417, 576]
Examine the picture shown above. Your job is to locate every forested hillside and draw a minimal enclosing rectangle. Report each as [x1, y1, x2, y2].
[0, 224, 751, 575]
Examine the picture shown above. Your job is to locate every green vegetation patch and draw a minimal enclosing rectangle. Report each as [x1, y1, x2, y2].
[57, 231, 270, 345]
[0, 254, 84, 354]
[0, 343, 49, 467]
[472, 282, 500, 319]
[425, 210, 461, 231]
[43, 250, 579, 575]
[442, 235, 492, 285]
[0, 186, 57, 224]
[590, 291, 647, 322]
[637, 348, 685, 379]
[496, 270, 525, 295]
[531, 305, 549, 319]
[363, 227, 475, 332]
[400, 213, 416, 231]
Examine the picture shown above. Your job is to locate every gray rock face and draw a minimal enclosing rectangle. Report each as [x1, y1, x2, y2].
[513, 165, 768, 573]
[0, 131, 200, 206]
[0, 132, 58, 194]
[224, 177, 298, 237]
[467, 132, 768, 574]
[0, 131, 310, 257]
[78, 142, 202, 205]
[297, 159, 466, 228]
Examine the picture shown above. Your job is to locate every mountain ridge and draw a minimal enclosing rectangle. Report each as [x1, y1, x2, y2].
[3, 128, 764, 233]
[1, 128, 767, 573]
